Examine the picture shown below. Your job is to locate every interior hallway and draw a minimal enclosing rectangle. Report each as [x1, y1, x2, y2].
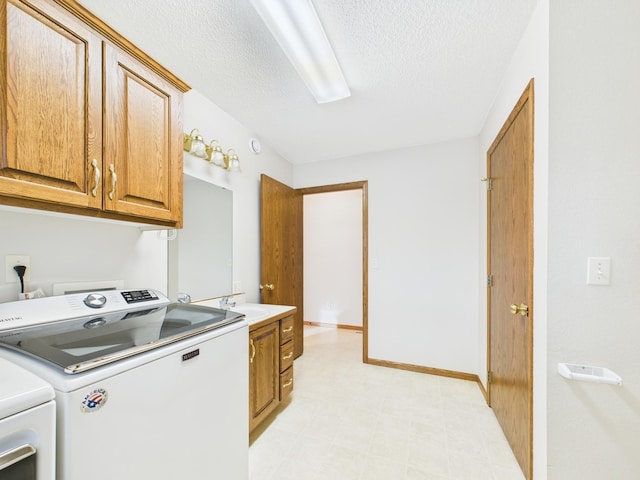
[249, 326, 525, 480]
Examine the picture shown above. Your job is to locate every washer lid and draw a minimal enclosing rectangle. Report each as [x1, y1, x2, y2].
[0, 303, 244, 374]
[0, 358, 54, 419]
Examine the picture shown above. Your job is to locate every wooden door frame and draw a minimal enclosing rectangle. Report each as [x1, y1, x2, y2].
[486, 79, 534, 478]
[298, 181, 369, 362]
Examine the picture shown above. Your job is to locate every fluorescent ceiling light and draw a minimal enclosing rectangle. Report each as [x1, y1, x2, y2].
[250, 0, 351, 104]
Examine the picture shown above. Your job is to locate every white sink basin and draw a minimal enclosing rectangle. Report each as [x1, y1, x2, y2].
[230, 305, 269, 322]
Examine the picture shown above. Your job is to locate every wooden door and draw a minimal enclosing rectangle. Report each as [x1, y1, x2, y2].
[260, 175, 303, 358]
[487, 80, 534, 479]
[249, 322, 279, 432]
[0, 0, 102, 208]
[103, 43, 183, 225]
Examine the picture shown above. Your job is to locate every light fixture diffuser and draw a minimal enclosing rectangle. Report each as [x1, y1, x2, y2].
[250, 0, 351, 104]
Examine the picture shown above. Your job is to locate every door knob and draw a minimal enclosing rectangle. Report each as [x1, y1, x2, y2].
[510, 303, 529, 316]
[259, 283, 274, 291]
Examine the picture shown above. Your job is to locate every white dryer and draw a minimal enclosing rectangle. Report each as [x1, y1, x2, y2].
[0, 358, 55, 480]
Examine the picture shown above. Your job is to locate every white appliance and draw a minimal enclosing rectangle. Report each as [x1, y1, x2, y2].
[0, 289, 248, 480]
[0, 358, 55, 480]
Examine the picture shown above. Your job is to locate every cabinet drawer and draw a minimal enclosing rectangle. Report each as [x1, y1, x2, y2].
[280, 366, 294, 399]
[280, 340, 294, 373]
[280, 316, 294, 345]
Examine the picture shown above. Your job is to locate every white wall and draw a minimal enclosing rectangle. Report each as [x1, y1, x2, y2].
[294, 138, 480, 374]
[478, 1, 549, 477]
[180, 90, 294, 303]
[304, 190, 363, 327]
[547, 1, 640, 478]
[0, 209, 167, 303]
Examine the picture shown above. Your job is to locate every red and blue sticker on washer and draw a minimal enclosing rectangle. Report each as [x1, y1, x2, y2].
[81, 388, 108, 413]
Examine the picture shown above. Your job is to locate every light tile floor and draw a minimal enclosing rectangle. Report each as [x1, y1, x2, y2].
[249, 326, 525, 480]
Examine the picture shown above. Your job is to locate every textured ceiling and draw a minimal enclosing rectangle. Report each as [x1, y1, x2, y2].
[76, 0, 539, 164]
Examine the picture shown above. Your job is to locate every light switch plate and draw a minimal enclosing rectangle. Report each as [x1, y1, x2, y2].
[587, 257, 611, 285]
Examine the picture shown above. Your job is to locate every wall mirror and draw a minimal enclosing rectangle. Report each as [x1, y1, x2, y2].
[168, 174, 232, 302]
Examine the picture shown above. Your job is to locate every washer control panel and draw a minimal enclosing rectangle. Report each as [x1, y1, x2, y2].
[0, 289, 170, 331]
[121, 290, 159, 304]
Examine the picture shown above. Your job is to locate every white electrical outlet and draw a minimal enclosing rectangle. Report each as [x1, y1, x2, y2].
[5, 255, 31, 283]
[232, 281, 242, 294]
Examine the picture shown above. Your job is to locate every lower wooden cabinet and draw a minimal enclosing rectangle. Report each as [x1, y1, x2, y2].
[249, 314, 295, 433]
[249, 322, 279, 431]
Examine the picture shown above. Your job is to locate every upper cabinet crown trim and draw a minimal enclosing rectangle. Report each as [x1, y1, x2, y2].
[53, 0, 191, 93]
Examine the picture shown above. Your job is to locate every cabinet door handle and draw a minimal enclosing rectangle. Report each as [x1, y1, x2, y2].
[108, 164, 117, 200]
[282, 379, 293, 388]
[249, 339, 256, 364]
[282, 352, 293, 361]
[90, 159, 101, 197]
[282, 326, 293, 334]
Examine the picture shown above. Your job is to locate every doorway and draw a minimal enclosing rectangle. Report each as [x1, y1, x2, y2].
[303, 189, 363, 330]
[260, 177, 368, 361]
[299, 181, 369, 362]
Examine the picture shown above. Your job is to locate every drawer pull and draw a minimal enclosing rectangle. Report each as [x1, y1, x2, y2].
[249, 339, 256, 363]
[282, 326, 293, 334]
[282, 352, 293, 361]
[282, 379, 293, 388]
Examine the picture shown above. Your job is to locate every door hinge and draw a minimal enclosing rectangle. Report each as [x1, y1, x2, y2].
[481, 177, 493, 191]
[487, 274, 493, 287]
[487, 371, 493, 384]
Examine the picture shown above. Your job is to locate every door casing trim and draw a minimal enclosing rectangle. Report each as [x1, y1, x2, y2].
[298, 181, 369, 362]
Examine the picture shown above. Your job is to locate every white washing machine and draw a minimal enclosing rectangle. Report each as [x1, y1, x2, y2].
[0, 358, 55, 480]
[0, 289, 248, 480]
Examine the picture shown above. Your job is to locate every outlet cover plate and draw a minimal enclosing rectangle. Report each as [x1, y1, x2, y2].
[6, 255, 31, 283]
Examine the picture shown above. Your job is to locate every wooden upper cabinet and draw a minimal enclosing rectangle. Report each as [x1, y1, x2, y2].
[103, 44, 183, 223]
[0, 0, 188, 226]
[1, 0, 102, 208]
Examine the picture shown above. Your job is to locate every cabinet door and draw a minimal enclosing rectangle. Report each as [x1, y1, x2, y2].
[103, 43, 183, 224]
[249, 322, 280, 432]
[0, 0, 102, 208]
